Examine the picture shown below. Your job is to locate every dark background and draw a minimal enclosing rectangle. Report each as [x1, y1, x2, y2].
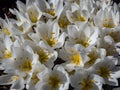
[0, 0, 120, 90]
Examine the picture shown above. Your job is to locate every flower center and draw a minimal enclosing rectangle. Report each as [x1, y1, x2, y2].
[48, 75, 61, 90]
[75, 38, 89, 48]
[37, 48, 49, 64]
[68, 52, 82, 66]
[28, 10, 39, 23]
[4, 49, 12, 58]
[4, 28, 10, 35]
[73, 13, 86, 22]
[97, 65, 112, 79]
[31, 72, 39, 84]
[103, 18, 116, 28]
[19, 59, 32, 72]
[85, 51, 99, 67]
[79, 78, 94, 90]
[46, 34, 58, 47]
[45, 9, 56, 16]
[58, 16, 70, 29]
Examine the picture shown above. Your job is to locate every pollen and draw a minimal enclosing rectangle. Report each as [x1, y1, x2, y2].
[85, 51, 99, 67]
[4, 28, 10, 35]
[4, 49, 12, 58]
[75, 38, 89, 48]
[48, 75, 61, 90]
[75, 15, 86, 22]
[103, 18, 116, 28]
[69, 52, 82, 66]
[79, 78, 95, 90]
[58, 16, 70, 29]
[45, 9, 56, 16]
[19, 59, 32, 72]
[46, 34, 58, 47]
[31, 72, 39, 84]
[97, 65, 112, 79]
[28, 10, 39, 23]
[37, 48, 49, 64]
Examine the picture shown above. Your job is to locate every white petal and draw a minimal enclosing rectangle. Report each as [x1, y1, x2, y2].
[11, 78, 24, 90]
[0, 74, 14, 85]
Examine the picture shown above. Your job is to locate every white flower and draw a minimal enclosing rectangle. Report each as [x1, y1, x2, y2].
[36, 65, 69, 90]
[66, 6, 90, 24]
[0, 17, 18, 36]
[90, 56, 119, 86]
[71, 69, 102, 90]
[23, 40, 58, 68]
[26, 63, 47, 90]
[36, 0, 63, 18]
[0, 35, 13, 61]
[11, 0, 42, 24]
[58, 6, 71, 30]
[0, 46, 38, 89]
[94, 7, 119, 29]
[84, 46, 106, 68]
[67, 24, 99, 48]
[59, 42, 88, 71]
[36, 21, 67, 49]
[97, 37, 119, 57]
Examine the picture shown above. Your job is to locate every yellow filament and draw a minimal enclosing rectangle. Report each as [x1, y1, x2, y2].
[48, 75, 61, 90]
[19, 59, 32, 72]
[4, 28, 10, 35]
[97, 66, 112, 79]
[79, 78, 95, 90]
[37, 48, 49, 64]
[58, 16, 70, 29]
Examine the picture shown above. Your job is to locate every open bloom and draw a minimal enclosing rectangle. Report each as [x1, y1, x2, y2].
[94, 6, 119, 29]
[10, 0, 42, 24]
[0, 45, 38, 89]
[36, 0, 63, 18]
[35, 21, 67, 50]
[70, 69, 102, 90]
[90, 56, 119, 86]
[0, 35, 13, 61]
[67, 24, 99, 48]
[36, 65, 69, 90]
[59, 42, 88, 71]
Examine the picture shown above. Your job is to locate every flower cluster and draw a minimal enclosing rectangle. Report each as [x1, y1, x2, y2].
[0, 0, 120, 90]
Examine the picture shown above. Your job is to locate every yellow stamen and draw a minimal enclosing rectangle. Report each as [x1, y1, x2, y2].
[68, 52, 82, 66]
[4, 49, 12, 58]
[79, 78, 95, 90]
[37, 48, 49, 64]
[19, 59, 32, 72]
[31, 73, 39, 84]
[58, 16, 70, 29]
[97, 65, 112, 79]
[46, 34, 58, 47]
[75, 38, 89, 48]
[85, 50, 99, 67]
[103, 18, 116, 28]
[45, 9, 56, 16]
[74, 14, 86, 22]
[4, 28, 10, 35]
[28, 10, 39, 23]
[48, 75, 61, 90]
